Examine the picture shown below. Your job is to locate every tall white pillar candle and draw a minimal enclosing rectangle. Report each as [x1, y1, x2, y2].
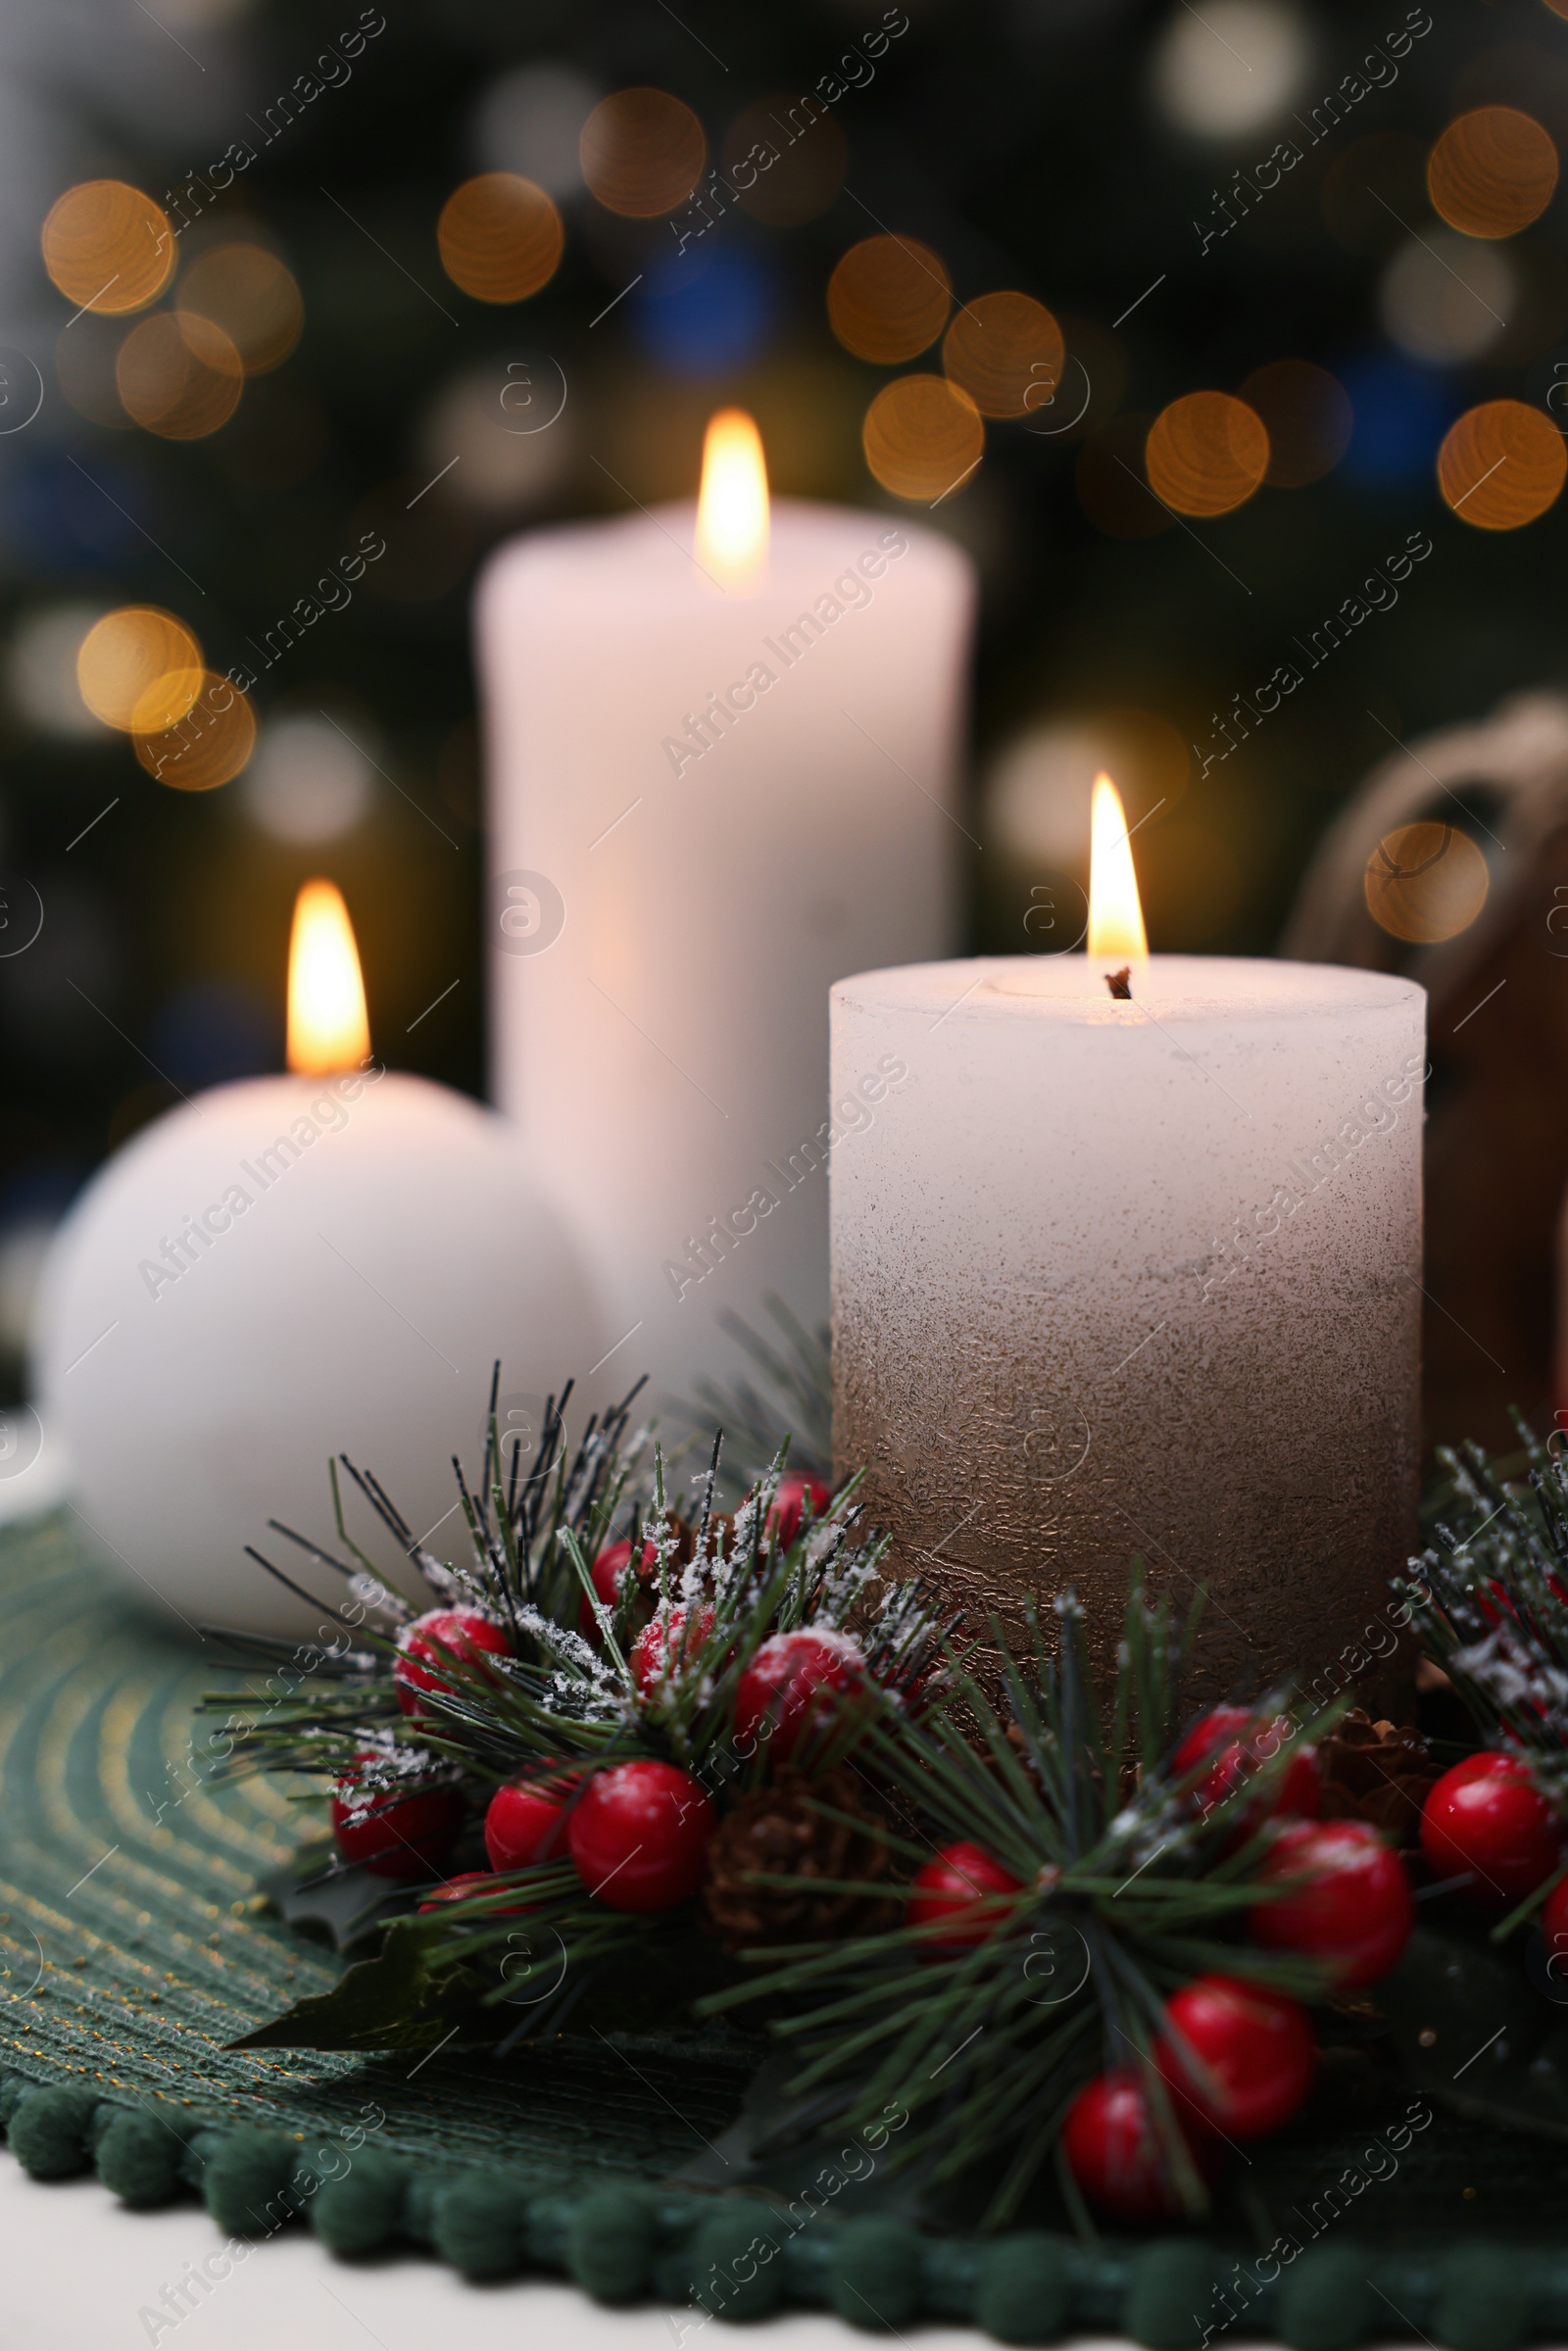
[830, 954, 1425, 1693]
[478, 421, 973, 1408]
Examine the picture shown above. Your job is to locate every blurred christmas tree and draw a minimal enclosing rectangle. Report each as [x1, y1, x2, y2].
[0, 0, 1565, 1399]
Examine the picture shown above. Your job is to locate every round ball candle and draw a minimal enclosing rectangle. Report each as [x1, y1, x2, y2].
[478, 409, 973, 1405]
[830, 779, 1426, 1694]
[34, 881, 608, 1637]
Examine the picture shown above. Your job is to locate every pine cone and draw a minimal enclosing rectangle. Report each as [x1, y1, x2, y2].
[1316, 1708, 1438, 1845]
[699, 1767, 895, 1954]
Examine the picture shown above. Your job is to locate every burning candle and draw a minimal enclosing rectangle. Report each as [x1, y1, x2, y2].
[478, 409, 974, 1406]
[34, 882, 607, 1635]
[830, 779, 1426, 1694]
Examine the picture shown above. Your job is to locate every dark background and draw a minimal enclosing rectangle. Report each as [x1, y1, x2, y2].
[0, 0, 1563, 1402]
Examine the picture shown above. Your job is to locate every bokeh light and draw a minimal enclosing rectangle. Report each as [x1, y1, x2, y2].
[1145, 392, 1269, 516]
[943, 292, 1064, 420]
[116, 312, 243, 439]
[579, 88, 706, 217]
[133, 672, 256, 791]
[1364, 821, 1490, 944]
[1152, 0, 1310, 138]
[1428, 107, 1558, 239]
[721, 97, 847, 224]
[985, 712, 1189, 865]
[75, 608, 204, 733]
[1379, 232, 1513, 364]
[178, 245, 304, 373]
[1337, 353, 1457, 489]
[40, 180, 173, 314]
[1239, 361, 1353, 487]
[1076, 415, 1171, 538]
[438, 173, 564, 303]
[472, 63, 600, 198]
[6, 605, 106, 738]
[828, 235, 951, 364]
[240, 713, 375, 844]
[633, 246, 777, 376]
[1437, 398, 1566, 529]
[862, 374, 983, 501]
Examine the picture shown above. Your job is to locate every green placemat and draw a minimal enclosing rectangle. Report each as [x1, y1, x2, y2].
[4, 1508, 1568, 2351]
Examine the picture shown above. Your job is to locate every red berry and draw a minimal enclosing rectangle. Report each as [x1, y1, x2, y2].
[1420, 1753, 1563, 1905]
[567, 1760, 715, 1911]
[483, 1773, 579, 1871]
[394, 1607, 511, 1716]
[765, 1473, 832, 1549]
[579, 1537, 659, 1634]
[1250, 1820, 1413, 1986]
[733, 1628, 864, 1764]
[1157, 1975, 1315, 2140]
[630, 1603, 717, 1694]
[907, 1841, 1024, 1958]
[417, 1871, 533, 1915]
[1172, 1706, 1320, 1823]
[330, 1761, 463, 1880]
[1061, 2069, 1219, 2223]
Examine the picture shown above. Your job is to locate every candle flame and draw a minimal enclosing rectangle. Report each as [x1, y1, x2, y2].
[1088, 772, 1149, 965]
[287, 879, 370, 1076]
[694, 408, 768, 589]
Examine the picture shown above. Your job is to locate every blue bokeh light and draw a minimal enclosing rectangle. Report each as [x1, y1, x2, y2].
[631, 245, 778, 378]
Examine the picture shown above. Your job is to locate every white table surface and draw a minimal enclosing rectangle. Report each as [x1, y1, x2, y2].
[0, 2161, 1417, 2351]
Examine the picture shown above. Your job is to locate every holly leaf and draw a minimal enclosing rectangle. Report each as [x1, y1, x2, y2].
[1378, 1921, 1568, 2139]
[231, 1921, 489, 2052]
[257, 1852, 415, 1955]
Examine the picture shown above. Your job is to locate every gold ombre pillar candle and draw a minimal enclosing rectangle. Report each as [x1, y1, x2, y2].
[830, 779, 1425, 1693]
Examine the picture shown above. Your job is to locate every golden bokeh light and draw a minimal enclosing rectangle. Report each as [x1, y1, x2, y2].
[942, 291, 1064, 420]
[1437, 398, 1566, 529]
[116, 311, 243, 439]
[828, 235, 951, 364]
[1239, 360, 1353, 487]
[1428, 107, 1558, 239]
[861, 373, 983, 502]
[437, 173, 564, 303]
[179, 245, 303, 373]
[1145, 391, 1270, 516]
[133, 671, 256, 792]
[288, 879, 370, 1075]
[720, 97, 847, 224]
[41, 180, 173, 315]
[579, 88, 706, 217]
[1365, 822, 1490, 945]
[75, 608, 204, 733]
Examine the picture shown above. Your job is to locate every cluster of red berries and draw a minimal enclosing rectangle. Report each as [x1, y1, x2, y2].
[1419, 1749, 1568, 1943]
[332, 1474, 874, 1916]
[901, 1703, 1418, 2223]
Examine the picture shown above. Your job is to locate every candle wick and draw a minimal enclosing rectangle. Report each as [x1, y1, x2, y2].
[1103, 966, 1133, 1001]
